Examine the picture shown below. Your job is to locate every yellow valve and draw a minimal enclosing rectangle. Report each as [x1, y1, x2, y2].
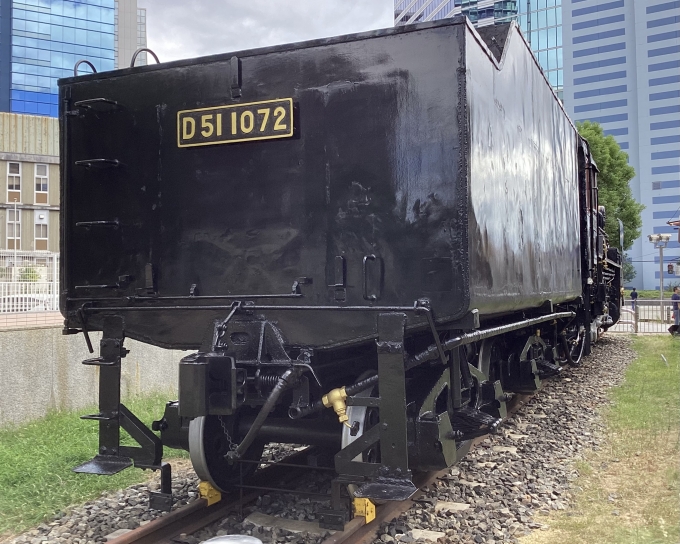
[198, 481, 222, 506]
[322, 386, 351, 428]
[353, 497, 376, 523]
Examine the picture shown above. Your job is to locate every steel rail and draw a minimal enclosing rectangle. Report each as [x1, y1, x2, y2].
[106, 448, 318, 544]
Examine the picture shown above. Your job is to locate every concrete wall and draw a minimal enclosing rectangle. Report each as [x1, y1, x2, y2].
[0, 325, 187, 427]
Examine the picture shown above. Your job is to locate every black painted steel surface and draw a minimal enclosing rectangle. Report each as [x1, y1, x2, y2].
[467, 26, 580, 312]
[60, 18, 581, 350]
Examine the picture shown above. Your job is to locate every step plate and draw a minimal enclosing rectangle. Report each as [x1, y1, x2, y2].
[73, 454, 132, 475]
[355, 477, 417, 501]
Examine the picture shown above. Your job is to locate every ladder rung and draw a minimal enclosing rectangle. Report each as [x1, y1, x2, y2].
[80, 413, 117, 421]
[82, 357, 117, 366]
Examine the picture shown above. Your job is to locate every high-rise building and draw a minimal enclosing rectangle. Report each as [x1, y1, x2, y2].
[394, 1, 564, 99]
[0, 0, 115, 117]
[395, 0, 516, 26]
[0, 0, 147, 118]
[0, 1, 148, 256]
[519, 0, 563, 98]
[114, 0, 146, 69]
[563, 0, 680, 290]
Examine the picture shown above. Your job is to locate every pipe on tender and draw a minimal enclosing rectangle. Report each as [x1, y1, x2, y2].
[238, 416, 342, 449]
[288, 374, 378, 420]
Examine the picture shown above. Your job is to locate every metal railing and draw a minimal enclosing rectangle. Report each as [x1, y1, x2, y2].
[0, 250, 59, 313]
[609, 300, 678, 334]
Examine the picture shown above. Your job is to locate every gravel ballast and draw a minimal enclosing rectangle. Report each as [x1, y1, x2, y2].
[5, 335, 634, 544]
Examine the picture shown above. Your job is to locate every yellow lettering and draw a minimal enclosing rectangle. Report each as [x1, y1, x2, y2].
[201, 114, 214, 138]
[231, 111, 237, 135]
[273, 106, 287, 131]
[182, 116, 196, 140]
[241, 111, 254, 133]
[216, 113, 222, 136]
[257, 108, 270, 132]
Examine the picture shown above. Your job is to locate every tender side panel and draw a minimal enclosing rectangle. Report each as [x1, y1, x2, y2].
[466, 26, 581, 314]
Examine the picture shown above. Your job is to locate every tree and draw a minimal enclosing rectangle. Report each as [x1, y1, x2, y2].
[576, 121, 644, 251]
[622, 253, 636, 283]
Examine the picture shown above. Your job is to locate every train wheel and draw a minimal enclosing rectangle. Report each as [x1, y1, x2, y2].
[188, 414, 264, 492]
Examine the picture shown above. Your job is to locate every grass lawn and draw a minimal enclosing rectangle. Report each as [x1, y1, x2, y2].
[623, 288, 679, 300]
[0, 392, 187, 539]
[521, 335, 680, 544]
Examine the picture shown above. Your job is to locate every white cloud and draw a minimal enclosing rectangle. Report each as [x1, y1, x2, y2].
[136, 0, 394, 63]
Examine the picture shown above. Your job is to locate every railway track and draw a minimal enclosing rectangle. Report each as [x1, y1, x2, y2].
[108, 394, 533, 544]
[106, 448, 330, 544]
[7, 336, 628, 544]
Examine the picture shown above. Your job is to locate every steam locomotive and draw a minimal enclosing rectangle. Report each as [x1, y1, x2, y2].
[59, 17, 621, 521]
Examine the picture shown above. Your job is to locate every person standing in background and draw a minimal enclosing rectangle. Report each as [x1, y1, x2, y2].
[670, 286, 680, 336]
[630, 288, 638, 310]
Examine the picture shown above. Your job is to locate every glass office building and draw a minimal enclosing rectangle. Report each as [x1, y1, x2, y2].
[395, 0, 564, 99]
[519, 0, 563, 97]
[395, 0, 518, 26]
[0, 0, 116, 117]
[0, 0, 147, 117]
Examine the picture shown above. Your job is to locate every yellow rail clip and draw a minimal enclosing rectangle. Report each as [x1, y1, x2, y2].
[198, 481, 222, 506]
[353, 497, 376, 523]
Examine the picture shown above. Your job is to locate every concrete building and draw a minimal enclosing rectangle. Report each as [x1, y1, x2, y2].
[0, 0, 147, 118]
[563, 0, 680, 290]
[394, 0, 565, 99]
[114, 0, 147, 69]
[0, 112, 59, 253]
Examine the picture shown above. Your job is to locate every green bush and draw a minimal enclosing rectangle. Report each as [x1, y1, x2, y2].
[18, 267, 40, 282]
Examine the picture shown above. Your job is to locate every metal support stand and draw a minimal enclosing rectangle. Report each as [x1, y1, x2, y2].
[375, 313, 410, 473]
[148, 462, 173, 511]
[339, 313, 416, 502]
[318, 478, 352, 530]
[76, 316, 132, 475]
[74, 316, 172, 511]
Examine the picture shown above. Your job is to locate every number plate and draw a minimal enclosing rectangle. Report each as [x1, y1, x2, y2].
[177, 98, 294, 148]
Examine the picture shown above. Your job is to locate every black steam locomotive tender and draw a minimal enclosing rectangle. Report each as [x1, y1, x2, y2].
[59, 17, 621, 525]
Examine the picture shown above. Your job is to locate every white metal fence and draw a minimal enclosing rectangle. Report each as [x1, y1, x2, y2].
[0, 250, 676, 334]
[0, 250, 59, 313]
[609, 300, 678, 334]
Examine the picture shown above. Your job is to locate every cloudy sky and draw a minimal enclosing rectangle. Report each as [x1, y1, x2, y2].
[136, 0, 394, 63]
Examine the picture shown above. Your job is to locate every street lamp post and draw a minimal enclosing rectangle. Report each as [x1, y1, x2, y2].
[13, 198, 17, 282]
[648, 233, 672, 323]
